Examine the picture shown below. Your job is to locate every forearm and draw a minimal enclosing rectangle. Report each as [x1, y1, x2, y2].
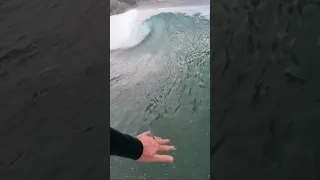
[110, 127, 143, 160]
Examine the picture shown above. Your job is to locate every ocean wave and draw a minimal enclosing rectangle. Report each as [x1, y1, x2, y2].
[110, 5, 209, 51]
[110, 5, 210, 178]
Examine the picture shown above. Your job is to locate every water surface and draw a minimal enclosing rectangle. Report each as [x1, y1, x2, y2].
[110, 5, 210, 179]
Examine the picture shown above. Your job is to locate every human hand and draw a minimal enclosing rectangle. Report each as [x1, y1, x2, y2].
[136, 131, 175, 163]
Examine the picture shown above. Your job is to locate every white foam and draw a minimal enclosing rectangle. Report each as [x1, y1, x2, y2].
[110, 5, 210, 51]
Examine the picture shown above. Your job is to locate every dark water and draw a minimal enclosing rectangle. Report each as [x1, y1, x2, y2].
[211, 0, 320, 179]
[110, 6, 210, 179]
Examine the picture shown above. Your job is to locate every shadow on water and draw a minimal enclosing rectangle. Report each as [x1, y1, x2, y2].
[211, 0, 320, 179]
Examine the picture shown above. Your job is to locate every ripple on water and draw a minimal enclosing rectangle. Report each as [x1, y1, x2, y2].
[110, 5, 210, 179]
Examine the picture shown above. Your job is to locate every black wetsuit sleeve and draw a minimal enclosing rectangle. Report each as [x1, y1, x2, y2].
[110, 127, 143, 160]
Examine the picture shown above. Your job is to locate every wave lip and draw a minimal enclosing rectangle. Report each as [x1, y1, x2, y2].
[110, 5, 210, 51]
[110, 9, 147, 50]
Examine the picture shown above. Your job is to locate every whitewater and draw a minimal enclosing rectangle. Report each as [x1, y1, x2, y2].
[110, 5, 210, 180]
[110, 5, 209, 50]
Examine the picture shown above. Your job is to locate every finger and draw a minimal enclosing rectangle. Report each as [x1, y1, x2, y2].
[142, 131, 151, 136]
[158, 145, 175, 152]
[154, 137, 170, 145]
[152, 154, 174, 163]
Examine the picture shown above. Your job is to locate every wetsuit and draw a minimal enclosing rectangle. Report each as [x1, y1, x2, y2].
[110, 127, 143, 160]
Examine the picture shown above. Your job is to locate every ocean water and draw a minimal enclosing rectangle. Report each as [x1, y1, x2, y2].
[110, 5, 210, 179]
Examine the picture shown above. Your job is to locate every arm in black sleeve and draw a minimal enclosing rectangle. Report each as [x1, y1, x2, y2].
[110, 127, 143, 160]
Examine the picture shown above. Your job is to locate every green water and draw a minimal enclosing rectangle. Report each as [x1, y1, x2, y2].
[110, 9, 210, 179]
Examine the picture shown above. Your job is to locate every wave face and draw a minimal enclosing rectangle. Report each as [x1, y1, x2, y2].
[110, 5, 210, 179]
[110, 5, 209, 50]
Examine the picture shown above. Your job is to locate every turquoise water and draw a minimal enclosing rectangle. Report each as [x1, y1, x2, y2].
[110, 5, 210, 179]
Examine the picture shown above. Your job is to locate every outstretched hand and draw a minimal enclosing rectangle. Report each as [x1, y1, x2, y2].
[136, 131, 175, 163]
